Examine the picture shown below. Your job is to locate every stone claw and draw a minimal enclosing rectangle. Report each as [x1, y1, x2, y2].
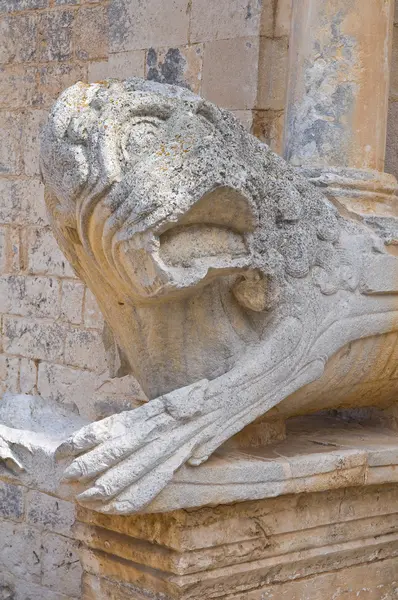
[57, 383, 219, 513]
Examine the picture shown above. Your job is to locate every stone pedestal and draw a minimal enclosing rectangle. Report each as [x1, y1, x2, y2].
[77, 482, 398, 599]
[70, 414, 398, 598]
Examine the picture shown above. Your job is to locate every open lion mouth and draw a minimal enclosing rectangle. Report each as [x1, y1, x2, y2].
[159, 224, 248, 267]
[157, 186, 256, 269]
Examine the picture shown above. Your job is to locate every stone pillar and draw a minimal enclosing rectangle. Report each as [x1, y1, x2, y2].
[283, 0, 398, 216]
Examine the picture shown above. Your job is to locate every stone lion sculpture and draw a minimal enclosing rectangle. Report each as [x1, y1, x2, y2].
[33, 78, 398, 513]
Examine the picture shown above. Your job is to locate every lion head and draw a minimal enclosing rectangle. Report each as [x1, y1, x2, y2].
[40, 78, 340, 314]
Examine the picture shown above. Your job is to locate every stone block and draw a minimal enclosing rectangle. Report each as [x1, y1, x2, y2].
[0, 66, 36, 109]
[0, 112, 22, 175]
[37, 361, 106, 419]
[0, 226, 19, 275]
[0, 275, 60, 319]
[0, 521, 42, 583]
[0, 14, 38, 64]
[74, 5, 108, 60]
[19, 357, 37, 393]
[8, 228, 20, 274]
[0, 227, 7, 273]
[82, 574, 150, 600]
[0, 481, 24, 521]
[0, 0, 47, 12]
[202, 37, 259, 109]
[38, 10, 74, 63]
[239, 558, 398, 599]
[386, 101, 398, 179]
[257, 36, 289, 110]
[146, 44, 203, 94]
[36, 361, 143, 420]
[64, 327, 107, 371]
[0, 179, 47, 226]
[83, 288, 104, 329]
[191, 0, 262, 42]
[41, 532, 83, 597]
[88, 50, 145, 82]
[390, 26, 398, 100]
[252, 109, 285, 153]
[0, 355, 20, 394]
[60, 280, 84, 324]
[3, 316, 67, 362]
[34, 63, 87, 108]
[230, 109, 254, 131]
[274, 0, 292, 37]
[25, 227, 75, 277]
[109, 0, 189, 52]
[22, 109, 48, 176]
[260, 0, 276, 36]
[4, 579, 76, 600]
[26, 490, 76, 537]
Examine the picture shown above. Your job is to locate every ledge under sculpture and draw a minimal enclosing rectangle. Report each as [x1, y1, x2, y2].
[2, 78, 398, 515]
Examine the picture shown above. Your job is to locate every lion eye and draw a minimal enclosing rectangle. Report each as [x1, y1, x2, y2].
[122, 118, 162, 160]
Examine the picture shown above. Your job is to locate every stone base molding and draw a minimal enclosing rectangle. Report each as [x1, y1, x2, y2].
[77, 481, 398, 599]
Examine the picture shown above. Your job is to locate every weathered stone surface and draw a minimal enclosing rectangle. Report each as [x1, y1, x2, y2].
[0, 180, 47, 226]
[0, 0, 47, 12]
[190, 0, 262, 42]
[19, 357, 37, 394]
[390, 25, 398, 100]
[0, 577, 75, 600]
[257, 37, 289, 111]
[64, 328, 107, 372]
[74, 6, 108, 61]
[41, 531, 82, 596]
[38, 11, 74, 63]
[146, 45, 203, 94]
[273, 0, 292, 37]
[0, 15, 38, 64]
[34, 63, 87, 108]
[83, 289, 104, 329]
[37, 361, 144, 420]
[77, 483, 398, 599]
[27, 490, 76, 537]
[3, 317, 67, 362]
[25, 227, 75, 276]
[386, 101, 398, 179]
[202, 37, 259, 109]
[0, 66, 36, 109]
[0, 112, 22, 175]
[284, 0, 393, 172]
[60, 280, 85, 324]
[0, 275, 60, 319]
[252, 109, 285, 153]
[22, 109, 48, 177]
[88, 50, 145, 82]
[109, 0, 189, 52]
[0, 355, 20, 395]
[0, 521, 42, 583]
[0, 481, 24, 520]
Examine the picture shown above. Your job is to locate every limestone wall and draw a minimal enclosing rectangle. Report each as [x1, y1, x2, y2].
[0, 480, 81, 599]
